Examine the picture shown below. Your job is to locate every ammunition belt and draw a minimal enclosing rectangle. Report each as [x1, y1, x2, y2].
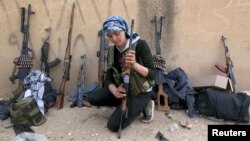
[14, 55, 33, 68]
[152, 55, 166, 71]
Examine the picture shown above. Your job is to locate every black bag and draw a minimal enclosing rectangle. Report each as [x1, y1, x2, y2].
[42, 82, 57, 108]
[196, 88, 250, 123]
[0, 100, 10, 120]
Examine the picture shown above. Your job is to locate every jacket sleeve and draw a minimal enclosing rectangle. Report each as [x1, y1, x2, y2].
[104, 68, 115, 87]
[136, 40, 155, 80]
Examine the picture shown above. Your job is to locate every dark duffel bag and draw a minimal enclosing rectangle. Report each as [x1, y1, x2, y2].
[196, 88, 250, 123]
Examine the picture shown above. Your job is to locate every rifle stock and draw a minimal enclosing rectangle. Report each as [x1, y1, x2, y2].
[57, 3, 75, 109]
[12, 81, 24, 96]
[157, 84, 170, 111]
[57, 79, 66, 108]
[215, 63, 227, 73]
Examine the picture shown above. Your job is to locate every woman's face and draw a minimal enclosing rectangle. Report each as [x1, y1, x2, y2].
[107, 31, 127, 48]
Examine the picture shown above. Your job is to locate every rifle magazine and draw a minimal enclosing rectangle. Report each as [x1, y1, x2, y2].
[48, 58, 61, 68]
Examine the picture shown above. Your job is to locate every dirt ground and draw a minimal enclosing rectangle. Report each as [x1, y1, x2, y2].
[1, 100, 247, 141]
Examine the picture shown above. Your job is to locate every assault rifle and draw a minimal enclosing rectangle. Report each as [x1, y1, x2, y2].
[9, 4, 35, 95]
[69, 54, 98, 108]
[152, 16, 170, 111]
[40, 27, 61, 76]
[97, 29, 109, 88]
[57, 3, 75, 109]
[215, 36, 236, 93]
[118, 19, 134, 139]
[70, 55, 86, 108]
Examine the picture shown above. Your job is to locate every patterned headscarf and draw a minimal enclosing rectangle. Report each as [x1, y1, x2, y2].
[103, 16, 141, 51]
[103, 16, 129, 35]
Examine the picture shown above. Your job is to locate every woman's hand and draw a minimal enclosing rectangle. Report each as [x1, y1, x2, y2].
[113, 84, 126, 99]
[125, 50, 136, 67]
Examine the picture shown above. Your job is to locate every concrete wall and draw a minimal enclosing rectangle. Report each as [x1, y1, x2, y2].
[1, 0, 250, 98]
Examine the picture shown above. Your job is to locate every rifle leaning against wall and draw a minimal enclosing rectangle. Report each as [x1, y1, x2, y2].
[117, 19, 134, 139]
[40, 27, 61, 76]
[9, 4, 35, 96]
[152, 16, 166, 71]
[70, 55, 86, 108]
[215, 36, 236, 93]
[68, 54, 98, 108]
[151, 16, 170, 111]
[97, 29, 109, 88]
[56, 3, 75, 109]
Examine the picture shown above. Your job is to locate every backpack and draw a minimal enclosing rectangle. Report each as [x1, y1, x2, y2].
[107, 41, 155, 96]
[10, 92, 46, 126]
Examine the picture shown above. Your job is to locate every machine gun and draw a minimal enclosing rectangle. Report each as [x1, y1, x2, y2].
[151, 16, 170, 112]
[152, 16, 166, 71]
[40, 27, 61, 76]
[56, 3, 75, 109]
[97, 29, 109, 88]
[215, 36, 236, 93]
[117, 19, 134, 139]
[9, 4, 35, 95]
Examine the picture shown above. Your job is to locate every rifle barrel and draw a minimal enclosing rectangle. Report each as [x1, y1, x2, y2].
[118, 19, 134, 139]
[153, 16, 163, 56]
[98, 29, 106, 88]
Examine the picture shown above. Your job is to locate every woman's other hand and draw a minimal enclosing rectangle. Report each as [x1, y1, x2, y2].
[113, 84, 126, 99]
